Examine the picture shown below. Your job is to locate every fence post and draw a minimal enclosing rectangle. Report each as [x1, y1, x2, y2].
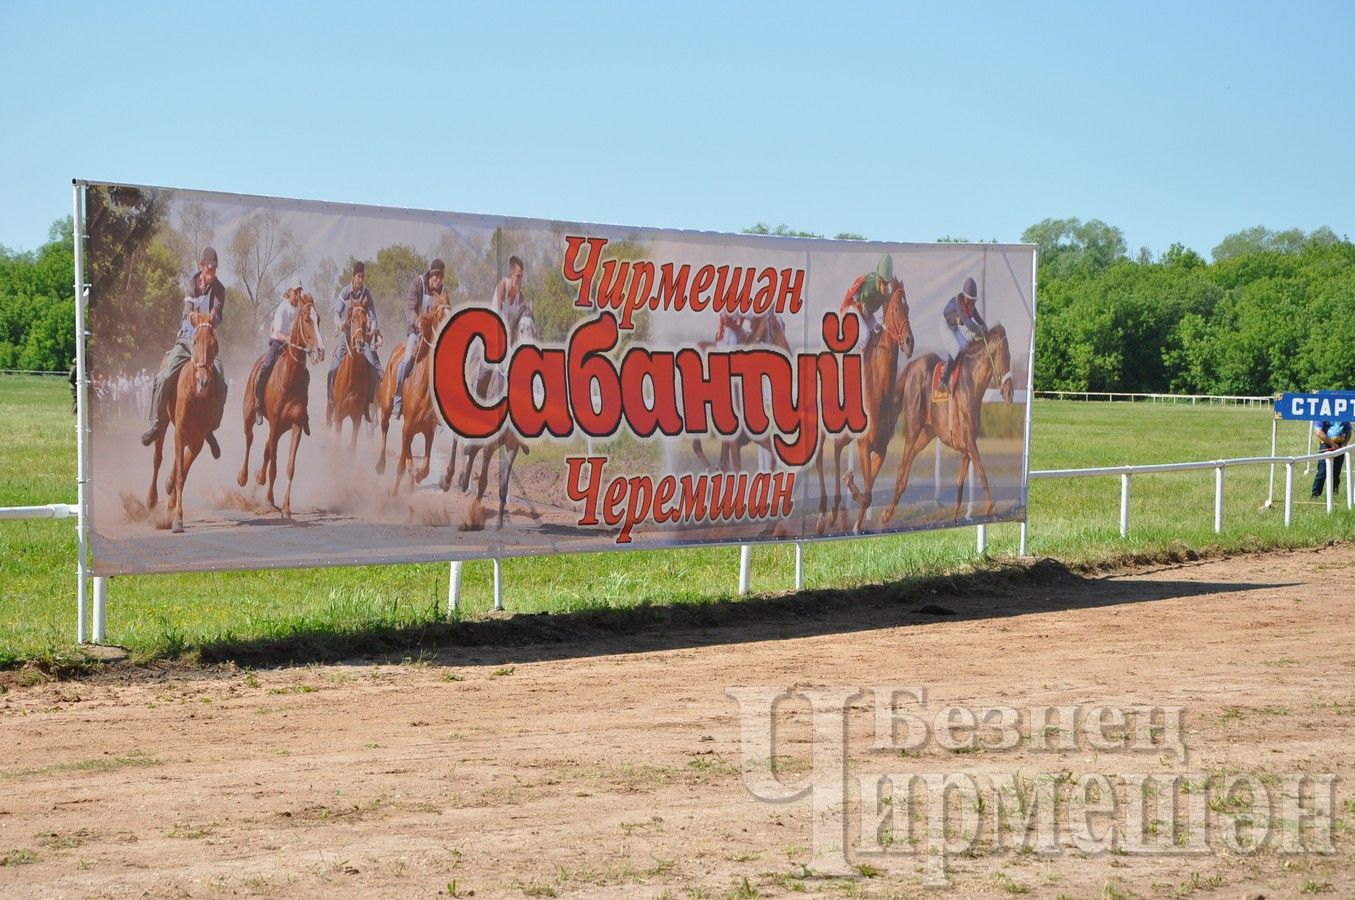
[447, 561, 462, 617]
[1347, 447, 1353, 510]
[1284, 461, 1294, 527]
[92, 576, 107, 643]
[976, 524, 987, 555]
[1214, 464, 1224, 533]
[794, 542, 803, 591]
[492, 558, 503, 611]
[1325, 457, 1334, 514]
[1119, 472, 1131, 538]
[738, 544, 751, 595]
[1018, 521, 1028, 557]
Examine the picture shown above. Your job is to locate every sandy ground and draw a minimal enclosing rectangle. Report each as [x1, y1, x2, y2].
[3, 545, 1353, 898]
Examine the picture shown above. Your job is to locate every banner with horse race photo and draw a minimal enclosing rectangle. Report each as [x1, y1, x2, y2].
[81, 182, 1035, 575]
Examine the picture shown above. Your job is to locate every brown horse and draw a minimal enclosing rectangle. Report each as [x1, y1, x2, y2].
[237, 291, 325, 517]
[440, 307, 535, 528]
[375, 290, 450, 493]
[690, 312, 793, 472]
[830, 281, 916, 533]
[330, 303, 375, 451]
[881, 323, 1013, 523]
[147, 312, 223, 533]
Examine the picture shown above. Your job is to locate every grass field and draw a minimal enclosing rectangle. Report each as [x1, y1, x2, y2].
[2, 373, 1353, 665]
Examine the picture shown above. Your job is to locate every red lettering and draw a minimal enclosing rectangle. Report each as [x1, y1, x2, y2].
[431, 307, 508, 439]
[565, 456, 604, 524]
[777, 267, 806, 313]
[562, 236, 608, 308]
[688, 264, 716, 311]
[568, 313, 623, 437]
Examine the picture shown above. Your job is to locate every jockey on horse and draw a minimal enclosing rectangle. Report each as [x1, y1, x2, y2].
[326, 260, 383, 424]
[392, 259, 447, 420]
[840, 254, 904, 349]
[140, 246, 228, 459]
[253, 281, 325, 426]
[934, 276, 988, 401]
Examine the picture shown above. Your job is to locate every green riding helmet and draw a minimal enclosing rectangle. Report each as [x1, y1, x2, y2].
[876, 254, 894, 283]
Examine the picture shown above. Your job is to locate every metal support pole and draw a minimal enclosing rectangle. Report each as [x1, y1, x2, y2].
[1284, 462, 1294, 528]
[447, 561, 462, 617]
[793, 542, 803, 591]
[92, 576, 107, 643]
[976, 524, 987, 555]
[738, 544, 751, 595]
[1119, 472, 1130, 538]
[1018, 521, 1028, 557]
[1266, 417, 1277, 507]
[1325, 457, 1333, 514]
[72, 182, 91, 645]
[492, 558, 503, 611]
[1213, 465, 1224, 534]
[1305, 427, 1313, 475]
[1347, 448, 1353, 511]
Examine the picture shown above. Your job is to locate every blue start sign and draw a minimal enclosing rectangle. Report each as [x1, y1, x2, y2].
[1274, 392, 1355, 420]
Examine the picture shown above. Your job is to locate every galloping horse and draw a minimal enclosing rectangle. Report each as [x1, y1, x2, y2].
[147, 312, 223, 533]
[831, 281, 916, 532]
[881, 323, 1013, 523]
[375, 290, 450, 493]
[690, 311, 793, 472]
[330, 303, 374, 451]
[440, 307, 535, 528]
[238, 292, 325, 518]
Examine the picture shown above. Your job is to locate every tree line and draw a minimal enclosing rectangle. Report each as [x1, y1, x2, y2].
[2, 214, 1351, 396]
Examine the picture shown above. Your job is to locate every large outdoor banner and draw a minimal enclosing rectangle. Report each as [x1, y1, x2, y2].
[83, 182, 1035, 575]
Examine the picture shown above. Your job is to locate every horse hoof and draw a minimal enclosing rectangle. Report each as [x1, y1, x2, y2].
[171, 519, 184, 534]
[375, 459, 386, 475]
[439, 474, 451, 493]
[881, 507, 894, 525]
[236, 473, 246, 488]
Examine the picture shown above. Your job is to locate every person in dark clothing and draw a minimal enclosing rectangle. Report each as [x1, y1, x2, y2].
[1311, 419, 1351, 497]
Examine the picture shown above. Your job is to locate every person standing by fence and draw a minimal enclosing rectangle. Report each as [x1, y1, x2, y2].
[1311, 419, 1351, 497]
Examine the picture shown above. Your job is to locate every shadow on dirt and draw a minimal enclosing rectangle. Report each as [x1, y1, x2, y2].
[154, 554, 1296, 675]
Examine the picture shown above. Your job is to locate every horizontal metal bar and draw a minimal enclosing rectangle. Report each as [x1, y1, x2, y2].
[1032, 448, 1349, 480]
[0, 503, 79, 521]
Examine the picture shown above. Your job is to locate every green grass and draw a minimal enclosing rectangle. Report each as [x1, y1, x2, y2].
[2, 373, 1352, 666]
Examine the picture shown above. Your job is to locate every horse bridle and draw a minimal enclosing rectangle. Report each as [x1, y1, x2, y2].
[190, 320, 215, 374]
[976, 330, 1012, 388]
[883, 286, 911, 348]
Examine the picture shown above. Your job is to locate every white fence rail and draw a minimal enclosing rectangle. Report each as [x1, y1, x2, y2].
[1035, 390, 1273, 407]
[1024, 446, 1352, 545]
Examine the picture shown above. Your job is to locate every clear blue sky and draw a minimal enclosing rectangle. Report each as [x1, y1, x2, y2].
[2, 1, 1351, 258]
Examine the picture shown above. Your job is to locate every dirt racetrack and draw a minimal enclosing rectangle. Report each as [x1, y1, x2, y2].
[2, 545, 1353, 898]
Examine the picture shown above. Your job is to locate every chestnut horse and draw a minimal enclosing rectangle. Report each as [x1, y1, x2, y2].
[690, 311, 792, 472]
[375, 290, 450, 493]
[830, 280, 916, 532]
[440, 307, 535, 528]
[147, 312, 223, 533]
[330, 303, 374, 451]
[881, 323, 1013, 523]
[238, 291, 325, 517]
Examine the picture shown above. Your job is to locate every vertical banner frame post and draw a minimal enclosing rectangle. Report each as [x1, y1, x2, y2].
[738, 545, 751, 595]
[1018, 252, 1038, 557]
[72, 182, 91, 644]
[793, 542, 803, 591]
[1266, 417, 1278, 507]
[448, 561, 463, 618]
[1325, 457, 1334, 514]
